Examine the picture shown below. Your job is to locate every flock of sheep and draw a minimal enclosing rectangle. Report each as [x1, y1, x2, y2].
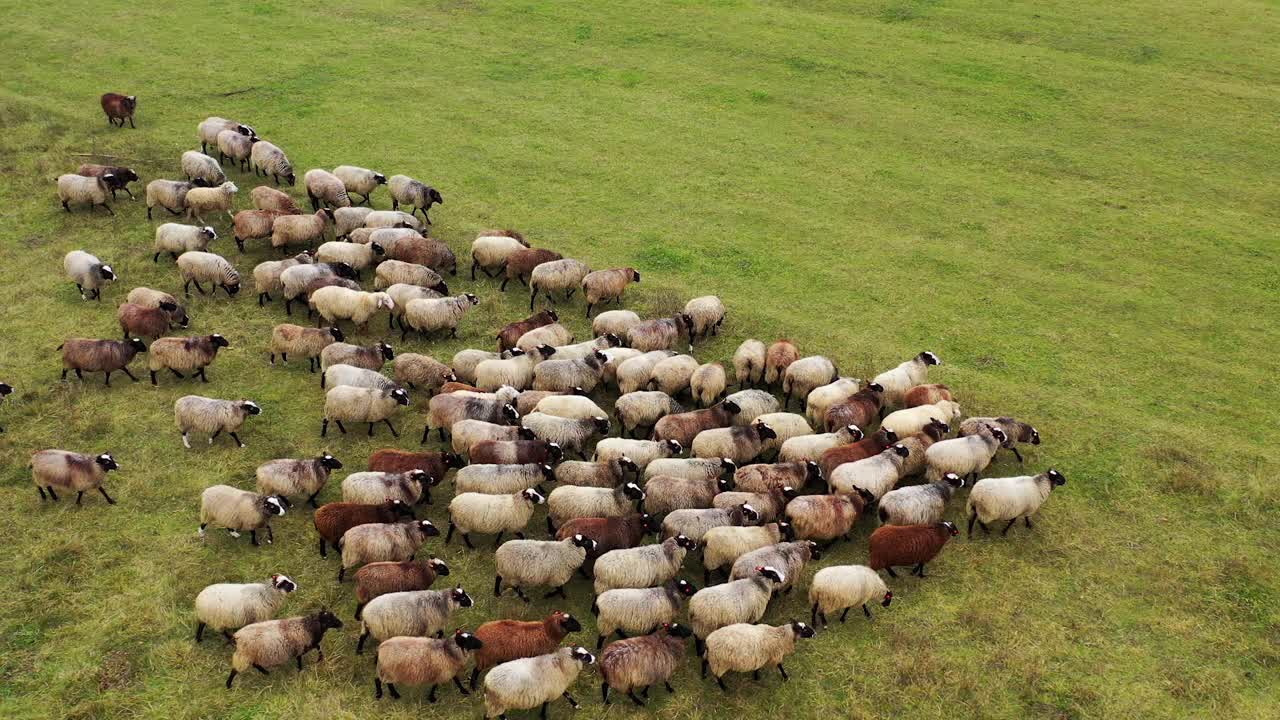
[17, 94, 1069, 717]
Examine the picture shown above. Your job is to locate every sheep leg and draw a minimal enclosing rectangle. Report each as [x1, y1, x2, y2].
[367, 422, 376, 436]
[121, 368, 138, 382]
[128, 116, 135, 128]
[195, 622, 206, 642]
[47, 486, 59, 501]
[76, 491, 84, 505]
[306, 492, 320, 509]
[1010, 447, 1024, 463]
[1024, 517, 1034, 529]
[266, 525, 274, 543]
[716, 675, 728, 692]
[225, 670, 237, 688]
[493, 575, 503, 597]
[541, 586, 567, 600]
[490, 531, 501, 547]
[103, 371, 112, 387]
[752, 670, 760, 681]
[562, 691, 580, 709]
[539, 702, 549, 720]
[192, 280, 206, 295]
[250, 529, 259, 546]
[500, 276, 510, 291]
[513, 586, 530, 603]
[253, 664, 269, 675]
[452, 676, 470, 696]
[1001, 519, 1017, 536]
[165, 206, 181, 216]
[63, 200, 71, 213]
[38, 487, 47, 501]
[777, 664, 789, 681]
[383, 419, 399, 437]
[321, 419, 329, 437]
[862, 604, 872, 619]
[627, 690, 645, 706]
[338, 567, 347, 582]
[356, 630, 370, 654]
[601, 682, 611, 704]
[318, 537, 327, 557]
[913, 562, 927, 577]
[336, 420, 347, 434]
[374, 678, 383, 699]
[98, 487, 116, 505]
[427, 684, 438, 703]
[967, 511, 977, 538]
[296, 656, 303, 671]
[197, 368, 209, 382]
[577, 566, 589, 580]
[885, 566, 898, 578]
[211, 429, 222, 442]
[75, 369, 84, 380]
[664, 681, 675, 693]
[545, 517, 555, 535]
[182, 431, 191, 448]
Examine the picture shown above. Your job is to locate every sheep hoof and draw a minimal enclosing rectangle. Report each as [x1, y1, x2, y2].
[228, 531, 241, 538]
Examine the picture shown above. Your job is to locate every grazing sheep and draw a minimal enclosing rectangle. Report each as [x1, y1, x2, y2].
[730, 541, 821, 593]
[145, 179, 194, 219]
[250, 140, 296, 186]
[175, 395, 260, 448]
[804, 377, 861, 426]
[829, 444, 911, 499]
[516, 322, 574, 354]
[374, 630, 483, 701]
[320, 341, 394, 372]
[593, 310, 642, 339]
[712, 487, 799, 523]
[279, 261, 355, 314]
[30, 449, 119, 504]
[194, 574, 296, 642]
[687, 566, 785, 651]
[77, 164, 139, 200]
[149, 334, 230, 385]
[882, 401, 962, 439]
[269, 324, 342, 372]
[553, 457, 638, 489]
[502, 247, 562, 290]
[819, 428, 901, 479]
[904, 383, 953, 408]
[333, 206, 374, 239]
[250, 185, 301, 213]
[520, 413, 610, 459]
[454, 463, 555, 495]
[181, 151, 226, 186]
[868, 521, 959, 578]
[471, 233, 531, 280]
[198, 484, 286, 545]
[58, 338, 147, 385]
[554, 512, 656, 570]
[627, 315, 693, 353]
[356, 586, 473, 653]
[732, 461, 823, 493]
[615, 391, 683, 438]
[691, 420, 777, 464]
[271, 208, 333, 252]
[339, 519, 440, 581]
[808, 565, 892, 627]
[660, 504, 760, 544]
[470, 440, 564, 466]
[424, 390, 520, 442]
[470, 612, 583, 689]
[703, 620, 814, 689]
[878, 472, 966, 526]
[224, 610, 343, 689]
[101, 93, 137, 127]
[482, 646, 595, 719]
[782, 356, 838, 410]
[703, 523, 794, 583]
[595, 583, 695, 648]
[392, 353, 455, 392]
[304, 168, 351, 210]
[581, 267, 640, 317]
[784, 491, 871, 543]
[449, 420, 533, 457]
[57, 173, 114, 214]
[873, 351, 943, 408]
[599, 623, 693, 706]
[448, 489, 545, 548]
[63, 250, 116, 300]
[184, 182, 239, 225]
[333, 165, 387, 205]
[389, 174, 443, 223]
[967, 469, 1066, 537]
[402, 293, 479, 340]
[546, 482, 645, 532]
[322, 386, 410, 438]
[533, 351, 608, 393]
[354, 558, 449, 618]
[591, 533, 697, 594]
[493, 535, 597, 601]
[924, 425, 1007, 482]
[368, 449, 465, 488]
[310, 287, 394, 332]
[683, 295, 725, 340]
[642, 473, 732, 515]
[177, 251, 240, 297]
[644, 457, 735, 483]
[475, 347, 550, 392]
[216, 129, 258, 172]
[958, 416, 1042, 463]
[897, 418, 950, 476]
[725, 389, 780, 426]
[198, 117, 254, 153]
[255, 453, 344, 507]
[312, 500, 415, 558]
[342, 470, 429, 505]
[778, 425, 865, 464]
[154, 223, 217, 262]
[764, 341, 800, 388]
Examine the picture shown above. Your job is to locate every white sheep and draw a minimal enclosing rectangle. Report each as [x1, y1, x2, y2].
[454, 463, 554, 495]
[493, 535, 597, 601]
[63, 250, 116, 300]
[592, 310, 642, 339]
[876, 472, 966, 526]
[808, 565, 892, 627]
[198, 117, 255, 153]
[310, 287, 394, 332]
[403, 294, 479, 339]
[546, 483, 645, 531]
[176, 251, 241, 297]
[447, 489, 544, 548]
[755, 412, 814, 452]
[356, 586, 473, 654]
[333, 165, 387, 205]
[725, 389, 779, 426]
[924, 425, 1007, 482]
[529, 258, 591, 311]
[316, 240, 384, 276]
[304, 168, 352, 210]
[154, 224, 217, 263]
[966, 469, 1066, 537]
[732, 339, 767, 387]
[829, 445, 911, 499]
[185, 181, 239, 225]
[339, 520, 439, 581]
[687, 566, 785, 649]
[532, 394, 606, 420]
[782, 355, 837, 410]
[644, 457, 735, 483]
[342, 470, 429, 505]
[872, 351, 942, 407]
[322, 364, 400, 392]
[595, 438, 682, 472]
[804, 377, 862, 425]
[778, 424, 864, 464]
[475, 348, 546, 392]
[250, 140, 295, 186]
[483, 647, 596, 719]
[471, 233, 530, 279]
[181, 151, 226, 186]
[194, 575, 296, 642]
[322, 386, 410, 438]
[57, 174, 114, 214]
[615, 391, 684, 437]
[591, 535, 698, 594]
[703, 621, 814, 688]
[881, 400, 963, 438]
[683, 295, 725, 340]
[198, 484, 286, 545]
[174, 396, 261, 448]
[593, 580, 696, 647]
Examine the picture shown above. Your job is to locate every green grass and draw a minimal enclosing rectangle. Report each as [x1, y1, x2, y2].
[1, 1, 1278, 718]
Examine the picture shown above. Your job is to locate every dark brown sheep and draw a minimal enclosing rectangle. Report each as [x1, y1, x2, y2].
[824, 383, 885, 432]
[733, 461, 823, 493]
[100, 93, 136, 128]
[312, 500, 416, 557]
[77, 164, 140, 199]
[555, 513, 659, 571]
[819, 428, 899, 479]
[353, 558, 450, 619]
[497, 309, 560, 352]
[469, 611, 583, 689]
[903, 383, 953, 408]
[868, 521, 958, 577]
[387, 236, 457, 276]
[469, 439, 564, 466]
[367, 449, 465, 499]
[501, 248, 562, 291]
[652, 399, 741, 448]
[58, 338, 147, 386]
[117, 302, 187, 339]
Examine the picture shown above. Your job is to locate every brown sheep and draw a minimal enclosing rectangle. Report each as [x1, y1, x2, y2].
[367, 449, 465, 501]
[652, 399, 742, 448]
[784, 491, 873, 543]
[469, 612, 583, 689]
[501, 248, 562, 291]
[100, 93, 137, 128]
[387, 236, 457, 276]
[59, 338, 147, 386]
[903, 383, 953, 408]
[311, 500, 416, 558]
[868, 521, 959, 577]
[582, 268, 641, 317]
[469, 440, 564, 466]
[764, 340, 799, 387]
[824, 382, 886, 432]
[117, 302, 187, 339]
[819, 428, 899, 480]
[354, 558, 450, 619]
[497, 310, 559, 352]
[555, 513, 660, 572]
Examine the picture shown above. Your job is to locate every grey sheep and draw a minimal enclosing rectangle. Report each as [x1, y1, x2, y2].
[30, 449, 119, 504]
[364, 209, 424, 231]
[660, 503, 760, 543]
[592, 309, 642, 339]
[320, 340, 394, 373]
[356, 586, 473, 654]
[333, 206, 374, 239]
[184, 181, 239, 225]
[924, 425, 1007, 482]
[725, 389, 780, 426]
[687, 566, 786, 651]
[181, 151, 226, 186]
[494, 534, 596, 601]
[958, 416, 1042, 463]
[216, 129, 258, 172]
[149, 334, 231, 385]
[389, 174, 443, 224]
[339, 519, 439, 581]
[198, 117, 255, 153]
[304, 168, 351, 210]
[615, 391, 683, 438]
[194, 574, 296, 642]
[63, 250, 116, 300]
[145, 179, 193, 219]
[598, 623, 693, 706]
[255, 253, 317, 306]
[256, 454, 344, 507]
[713, 487, 800, 523]
[878, 472, 966, 526]
[402, 293, 480, 340]
[321, 386, 410, 438]
[177, 251, 240, 297]
[591, 535, 697, 594]
[729, 540, 820, 593]
[198, 484, 286, 545]
[594, 581, 695, 648]
[56, 173, 113, 214]
[554, 457, 637, 488]
[639, 472, 729, 515]
[520, 413, 610, 459]
[691, 363, 727, 407]
[650, 354, 700, 397]
[269, 324, 342, 371]
[175, 395, 261, 448]
[343, 470, 430, 505]
[691, 420, 778, 464]
[644, 457, 735, 483]
[546, 482, 645, 532]
[386, 283, 445, 331]
[454, 463, 555, 495]
[782, 355, 838, 410]
[58, 337, 146, 385]
[581, 267, 640, 317]
[450, 419, 533, 458]
[532, 350, 607, 393]
[703, 524, 794, 581]
[451, 349, 502, 384]
[271, 209, 334, 252]
[425, 390, 520, 443]
[250, 140, 296, 186]
[626, 315, 693, 353]
[393, 353, 456, 392]
[224, 610, 344, 689]
[333, 165, 387, 205]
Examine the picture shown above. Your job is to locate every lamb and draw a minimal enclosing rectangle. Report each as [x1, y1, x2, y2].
[255, 453, 344, 507]
[316, 241, 384, 277]
[181, 151, 226, 187]
[496, 310, 558, 352]
[828, 444, 911, 499]
[501, 247, 562, 290]
[967, 469, 1066, 537]
[76, 164, 139, 200]
[149, 334, 231, 385]
[368, 449, 466, 487]
[271, 209, 333, 252]
[873, 351, 943, 407]
[555, 512, 657, 569]
[599, 623, 693, 705]
[683, 295, 726, 340]
[546, 482, 645, 532]
[339, 519, 440, 581]
[868, 521, 959, 578]
[198, 117, 255, 153]
[177, 251, 240, 297]
[175, 395, 261, 448]
[279, 261, 356, 314]
[224, 610, 343, 689]
[471, 232, 531, 279]
[592, 309, 642, 339]
[57, 173, 113, 214]
[615, 350, 675, 395]
[904, 383, 953, 408]
[493, 534, 597, 601]
[469, 439, 564, 466]
[581, 267, 640, 317]
[730, 541, 820, 593]
[482, 647, 595, 719]
[703, 620, 814, 689]
[58, 338, 147, 385]
[595, 582, 695, 648]
[374, 259, 444, 292]
[808, 565, 892, 626]
[687, 566, 785, 652]
[595, 438, 682, 472]
[882, 400, 963, 439]
[784, 492, 871, 543]
[269, 324, 342, 372]
[476, 347, 553, 392]
[615, 391, 683, 438]
[402, 293, 479, 340]
[30, 449, 119, 504]
[532, 395, 607, 420]
[515, 322, 574, 353]
[125, 287, 189, 326]
[660, 504, 760, 544]
[216, 129, 258, 172]
[154, 223, 217, 262]
[532, 350, 610, 392]
[354, 558, 450, 618]
[553, 457, 638, 489]
[198, 484, 286, 545]
[194, 574, 296, 642]
[454, 463, 555, 495]
[520, 413, 610, 458]
[819, 428, 901, 479]
[304, 168, 351, 210]
[321, 386, 411, 438]
[712, 487, 799, 523]
[650, 354, 700, 396]
[897, 417, 950, 476]
[184, 182, 239, 225]
[63, 250, 116, 300]
[333, 165, 387, 205]
[333, 206, 374, 239]
[591, 535, 697, 594]
[449, 419, 533, 457]
[312, 500, 415, 558]
[732, 461, 822, 493]
[958, 416, 1042, 463]
[644, 457, 735, 483]
[424, 391, 520, 443]
[689, 363, 728, 407]
[778, 424, 865, 464]
[250, 185, 301, 213]
[725, 389, 780, 426]
[878, 472, 966, 526]
[389, 174, 443, 223]
[145, 179, 193, 219]
[804, 377, 862, 426]
[374, 630, 483, 701]
[627, 315, 693, 353]
[101, 93, 137, 127]
[703, 523, 794, 583]
[320, 340, 394, 373]
[691, 420, 777, 464]
[393, 353, 456, 392]
[342, 470, 430, 505]
[924, 425, 1007, 483]
[250, 140, 296, 186]
[356, 586, 473, 653]
[642, 473, 733, 515]
[782, 355, 838, 410]
[448, 488, 545, 548]
[764, 340, 800, 388]
[755, 412, 815, 453]
[310, 287, 394, 332]
[470, 612, 583, 689]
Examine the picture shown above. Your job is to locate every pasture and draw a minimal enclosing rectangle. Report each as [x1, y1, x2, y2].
[1, 1, 1277, 718]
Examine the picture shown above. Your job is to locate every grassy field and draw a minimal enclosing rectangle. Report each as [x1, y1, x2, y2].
[2, 1, 1278, 718]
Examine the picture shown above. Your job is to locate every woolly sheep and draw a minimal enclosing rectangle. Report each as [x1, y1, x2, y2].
[804, 377, 862, 425]
[145, 179, 193, 219]
[365, 209, 424, 231]
[546, 482, 645, 531]
[389, 174, 443, 223]
[725, 389, 780, 426]
[598, 623, 693, 706]
[271, 208, 333, 251]
[125, 287, 189, 326]
[595, 438, 682, 472]
[494, 535, 597, 601]
[782, 355, 837, 410]
[626, 315, 693, 353]
[703, 524, 793, 581]
[333, 206, 374, 239]
[385, 283, 444, 329]
[342, 470, 429, 506]
[924, 425, 1007, 482]
[250, 140, 295, 186]
[763, 340, 799, 387]
[784, 492, 870, 543]
[476, 347, 551, 392]
[819, 427, 900, 478]
[594, 582, 696, 648]
[683, 295, 725, 340]
[149, 334, 231, 385]
[77, 164, 138, 200]
[729, 540, 820, 593]
[250, 185, 301, 213]
[63, 250, 117, 300]
[516, 322, 574, 353]
[470, 611, 582, 688]
[374, 259, 444, 291]
[533, 394, 607, 420]
[224, 610, 343, 689]
[958, 416, 1042, 463]
[615, 391, 683, 437]
[808, 565, 892, 627]
[967, 469, 1066, 537]
[198, 484, 286, 544]
[712, 487, 798, 523]
[778, 425, 864, 464]
[755, 412, 813, 452]
[181, 151, 226, 186]
[868, 521, 959, 578]
[496, 310, 559, 353]
[652, 401, 742, 449]
[533, 351, 608, 393]
[546, 335, 622, 362]
[452, 349, 501, 384]
[154, 223, 217, 262]
[320, 340, 394, 373]
[873, 351, 942, 408]
[829, 444, 910, 499]
[316, 240, 384, 275]
[691, 420, 777, 464]
[591, 535, 698, 594]
[641, 473, 730, 515]
[581, 267, 640, 317]
[690, 363, 727, 408]
[448, 489, 545, 548]
[310, 287, 393, 332]
[733, 339, 767, 387]
[454, 463, 555, 495]
[703, 620, 814, 688]
[256, 454, 344, 507]
[732, 461, 822, 493]
[644, 457, 735, 483]
[660, 504, 760, 544]
[174, 395, 260, 448]
[393, 353, 455, 392]
[471, 233, 531, 279]
[194, 575, 296, 642]
[882, 401, 963, 439]
[57, 174, 113, 214]
[269, 324, 342, 371]
[528, 258, 591, 310]
[354, 557, 449, 618]
[58, 338, 147, 385]
[520, 413, 609, 459]
[601, 347, 644, 389]
[216, 129, 258, 172]
[424, 389, 520, 442]
[592, 310, 642, 340]
[339, 519, 440, 581]
[304, 168, 351, 210]
[374, 630, 483, 702]
[616, 350, 677, 395]
[356, 586, 473, 653]
[279, 261, 355, 314]
[333, 165, 387, 205]
[649, 354, 699, 397]
[482, 646, 595, 719]
[177, 251, 241, 297]
[450, 419, 533, 457]
[313, 501, 415, 558]
[403, 294, 479, 340]
[687, 566, 785, 648]
[234, 208, 291, 251]
[30, 449, 119, 504]
[322, 386, 410, 438]
[185, 182, 239, 225]
[897, 418, 950, 477]
[877, 472, 966, 526]
[553, 457, 637, 488]
[904, 383, 953, 408]
[198, 117, 254, 153]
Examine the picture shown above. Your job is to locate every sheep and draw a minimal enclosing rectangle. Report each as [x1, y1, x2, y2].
[545, 335, 623, 363]
[764, 340, 800, 388]
[368, 449, 465, 489]
[555, 512, 656, 570]
[470, 439, 564, 466]
[310, 287, 393, 332]
[732, 339, 767, 388]
[829, 444, 911, 499]
[958, 416, 1042, 463]
[581, 267, 640, 317]
[553, 457, 638, 489]
[649, 354, 700, 397]
[882, 400, 963, 439]
[224, 610, 344, 689]
[615, 350, 674, 395]
[520, 413, 610, 459]
[149, 334, 231, 385]
[495, 310, 557, 352]
[470, 612, 583, 690]
[627, 315, 693, 353]
[755, 412, 814, 453]
[342, 470, 429, 505]
[58, 338, 146, 386]
[601, 347, 644, 389]
[501, 248, 562, 290]
[703, 523, 795, 583]
[389, 174, 443, 223]
[475, 347, 550, 391]
[712, 487, 799, 523]
[730, 541, 821, 593]
[873, 351, 943, 408]
[804, 377, 861, 426]
[374, 630, 483, 701]
[967, 469, 1066, 537]
[333, 165, 387, 205]
[778, 424, 865, 464]
[703, 620, 814, 689]
[76, 164, 139, 200]
[651, 400, 740, 448]
[454, 463, 555, 495]
[269, 324, 342, 372]
[145, 179, 193, 219]
[300, 168, 349, 211]
[198, 484, 286, 545]
[904, 383, 953, 408]
[819, 427, 901, 479]
[316, 240, 384, 275]
[599, 623, 694, 706]
[125, 287, 188, 323]
[365, 209, 424, 231]
[725, 389, 780, 426]
[516, 322, 574, 354]
[594, 438, 681, 473]
[877, 472, 966, 527]
[101, 93, 137, 127]
[354, 558, 449, 618]
[614, 391, 682, 438]
[382, 283, 443, 329]
[271, 209, 333, 252]
[332, 206, 374, 239]
[30, 449, 119, 504]
[356, 586, 473, 653]
[687, 566, 785, 652]
[181, 151, 226, 187]
[482, 646, 595, 719]
[339, 519, 440, 581]
[472, 233, 531, 280]
[63, 250, 116, 300]
[808, 565, 892, 627]
[644, 457, 735, 484]
[683, 295, 725, 340]
[448, 489, 545, 548]
[391, 353, 455, 393]
[424, 390, 520, 443]
[374, 259, 443, 292]
[686, 363, 727, 408]
[184, 182, 239, 225]
[924, 425, 1008, 483]
[255, 454, 344, 507]
[450, 420, 533, 457]
[250, 185, 301, 213]
[691, 420, 777, 464]
[176, 251, 240, 297]
[198, 117, 255, 153]
[57, 173, 114, 214]
[322, 386, 410, 438]
[194, 574, 296, 642]
[250, 140, 295, 186]
[175, 395, 261, 448]
[784, 491, 871, 543]
[279, 261, 355, 314]
[660, 504, 760, 544]
[451, 349, 501, 384]
[591, 535, 697, 594]
[868, 521, 959, 578]
[546, 482, 645, 532]
[0, 382, 11, 433]
[642, 473, 733, 515]
[320, 340, 394, 373]
[312, 500, 415, 558]
[532, 395, 606, 421]
[782, 355, 838, 410]
[532, 351, 609, 393]
[493, 534, 597, 601]
[402, 293, 479, 340]
[897, 418, 951, 476]
[732, 461, 822, 493]
[216, 129, 258, 172]
[154, 223, 217, 262]
[595, 582, 695, 648]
